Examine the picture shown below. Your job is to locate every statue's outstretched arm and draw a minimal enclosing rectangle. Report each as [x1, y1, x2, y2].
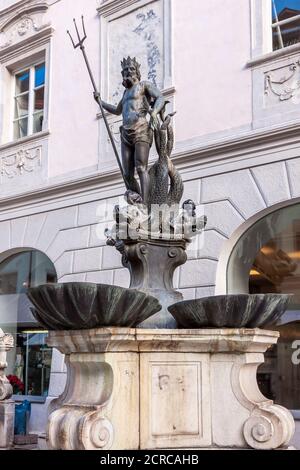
[94, 92, 123, 115]
[101, 99, 123, 115]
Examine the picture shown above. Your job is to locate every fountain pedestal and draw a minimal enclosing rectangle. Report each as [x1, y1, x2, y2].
[46, 328, 295, 450]
[121, 238, 187, 328]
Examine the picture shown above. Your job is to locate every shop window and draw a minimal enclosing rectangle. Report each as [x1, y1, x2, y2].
[227, 203, 300, 410]
[0, 249, 57, 398]
[13, 330, 52, 397]
[13, 62, 46, 141]
[272, 1, 300, 50]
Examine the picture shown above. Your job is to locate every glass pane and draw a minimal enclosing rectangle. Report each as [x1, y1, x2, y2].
[34, 86, 44, 113]
[30, 250, 56, 286]
[13, 331, 52, 397]
[0, 251, 57, 296]
[13, 118, 28, 140]
[272, 1, 300, 22]
[278, 20, 300, 48]
[35, 63, 45, 88]
[14, 93, 29, 119]
[0, 252, 31, 295]
[273, 20, 300, 49]
[272, 29, 283, 50]
[33, 112, 44, 133]
[272, 1, 300, 48]
[15, 70, 30, 95]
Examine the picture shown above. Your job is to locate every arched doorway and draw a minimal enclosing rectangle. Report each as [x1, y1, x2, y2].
[0, 249, 57, 398]
[217, 200, 300, 411]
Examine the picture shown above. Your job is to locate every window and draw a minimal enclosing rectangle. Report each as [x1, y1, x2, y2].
[14, 330, 52, 397]
[249, 210, 300, 410]
[227, 203, 300, 410]
[13, 62, 46, 140]
[0, 249, 57, 398]
[272, 1, 300, 50]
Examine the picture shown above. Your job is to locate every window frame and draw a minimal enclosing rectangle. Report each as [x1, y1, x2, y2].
[248, 0, 300, 128]
[0, 43, 50, 147]
[250, 0, 300, 62]
[272, 0, 300, 50]
[13, 328, 52, 400]
[0, 248, 57, 400]
[250, 0, 273, 59]
[12, 60, 46, 142]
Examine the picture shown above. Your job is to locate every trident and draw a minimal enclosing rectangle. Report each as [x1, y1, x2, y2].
[67, 16, 129, 189]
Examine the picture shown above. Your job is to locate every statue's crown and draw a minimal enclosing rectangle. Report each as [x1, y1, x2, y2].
[121, 56, 141, 72]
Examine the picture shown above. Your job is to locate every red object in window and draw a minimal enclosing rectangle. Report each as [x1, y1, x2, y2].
[7, 375, 25, 393]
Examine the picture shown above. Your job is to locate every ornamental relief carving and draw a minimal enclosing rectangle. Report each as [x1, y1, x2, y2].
[0, 330, 14, 351]
[264, 60, 300, 104]
[0, 146, 42, 182]
[0, 329, 14, 402]
[0, 2, 50, 51]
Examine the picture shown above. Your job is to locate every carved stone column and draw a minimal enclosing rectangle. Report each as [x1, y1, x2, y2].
[0, 328, 15, 449]
[121, 239, 187, 328]
[47, 329, 139, 450]
[46, 327, 295, 450]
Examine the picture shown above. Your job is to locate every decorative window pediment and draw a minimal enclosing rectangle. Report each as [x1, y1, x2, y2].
[0, 2, 51, 191]
[0, 1, 51, 53]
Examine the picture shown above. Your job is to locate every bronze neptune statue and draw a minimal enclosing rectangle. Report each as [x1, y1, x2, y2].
[68, 18, 206, 328]
[94, 57, 165, 205]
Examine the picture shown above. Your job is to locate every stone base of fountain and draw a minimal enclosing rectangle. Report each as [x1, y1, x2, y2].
[46, 327, 294, 450]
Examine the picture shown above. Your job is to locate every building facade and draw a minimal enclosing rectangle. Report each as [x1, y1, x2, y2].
[0, 0, 299, 446]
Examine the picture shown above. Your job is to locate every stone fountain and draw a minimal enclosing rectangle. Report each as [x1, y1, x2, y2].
[28, 289, 295, 450]
[24, 49, 295, 450]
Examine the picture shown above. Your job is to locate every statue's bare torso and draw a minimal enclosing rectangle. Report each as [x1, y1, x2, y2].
[121, 82, 151, 129]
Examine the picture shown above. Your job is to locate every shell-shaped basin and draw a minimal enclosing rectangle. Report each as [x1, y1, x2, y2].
[27, 282, 161, 330]
[168, 294, 292, 329]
